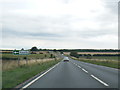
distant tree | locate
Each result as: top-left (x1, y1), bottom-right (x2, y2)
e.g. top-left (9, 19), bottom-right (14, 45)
top-left (86, 54), bottom-right (92, 59)
top-left (45, 54), bottom-right (47, 58)
top-left (50, 54), bottom-right (53, 58)
top-left (30, 46), bottom-right (38, 51)
top-left (21, 48), bottom-right (24, 50)
top-left (39, 48), bottom-right (42, 51)
top-left (70, 51), bottom-right (79, 58)
top-left (23, 57), bottom-right (27, 59)
top-left (53, 49), bottom-right (57, 52)
top-left (60, 51), bottom-right (63, 54)
top-left (43, 49), bottom-right (47, 51)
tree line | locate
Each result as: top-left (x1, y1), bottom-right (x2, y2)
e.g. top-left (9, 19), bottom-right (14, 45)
top-left (30, 47), bottom-right (120, 52)
top-left (70, 51), bottom-right (120, 58)
top-left (1, 46), bottom-right (120, 52)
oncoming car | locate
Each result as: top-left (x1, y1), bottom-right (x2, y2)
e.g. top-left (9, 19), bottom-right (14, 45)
top-left (63, 57), bottom-right (69, 62)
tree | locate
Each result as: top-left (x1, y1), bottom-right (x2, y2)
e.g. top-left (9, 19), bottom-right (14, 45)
top-left (70, 51), bottom-right (79, 58)
top-left (30, 46), bottom-right (38, 51)
top-left (60, 51), bottom-right (63, 54)
top-left (21, 48), bottom-right (24, 50)
top-left (86, 54), bottom-right (92, 59)
top-left (45, 54), bottom-right (47, 58)
top-left (50, 54), bottom-right (54, 58)
top-left (53, 49), bottom-right (57, 52)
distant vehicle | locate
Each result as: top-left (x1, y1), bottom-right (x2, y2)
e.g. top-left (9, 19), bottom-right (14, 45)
top-left (63, 57), bottom-right (69, 62)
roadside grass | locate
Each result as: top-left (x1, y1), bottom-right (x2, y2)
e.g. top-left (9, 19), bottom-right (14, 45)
top-left (2, 53), bottom-right (57, 70)
top-left (2, 59), bottom-right (55, 70)
top-left (87, 56), bottom-right (118, 60)
top-left (71, 57), bottom-right (120, 69)
top-left (2, 60), bottom-right (61, 88)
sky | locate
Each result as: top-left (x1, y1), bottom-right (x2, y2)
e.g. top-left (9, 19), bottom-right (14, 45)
top-left (1, 0), bottom-right (119, 49)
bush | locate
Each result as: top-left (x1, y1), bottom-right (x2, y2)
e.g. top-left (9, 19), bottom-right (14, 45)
top-left (70, 51), bottom-right (79, 58)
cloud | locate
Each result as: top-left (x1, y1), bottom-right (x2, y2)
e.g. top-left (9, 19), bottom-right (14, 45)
top-left (102, 0), bottom-right (119, 14)
top-left (1, 0), bottom-right (118, 49)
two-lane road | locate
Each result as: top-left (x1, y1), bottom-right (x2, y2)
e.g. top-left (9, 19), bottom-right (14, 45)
top-left (22, 58), bottom-right (119, 89)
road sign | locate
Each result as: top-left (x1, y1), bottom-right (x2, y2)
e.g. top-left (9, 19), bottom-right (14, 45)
top-left (13, 50), bottom-right (30, 55)
top-left (13, 50), bottom-right (19, 55)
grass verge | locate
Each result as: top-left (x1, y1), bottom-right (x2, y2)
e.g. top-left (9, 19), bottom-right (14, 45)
top-left (71, 57), bottom-right (119, 69)
top-left (2, 60), bottom-right (61, 88)
top-left (91, 56), bottom-right (118, 60)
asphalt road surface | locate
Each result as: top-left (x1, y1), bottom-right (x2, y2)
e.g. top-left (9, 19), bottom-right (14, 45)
top-left (22, 57), bottom-right (119, 88)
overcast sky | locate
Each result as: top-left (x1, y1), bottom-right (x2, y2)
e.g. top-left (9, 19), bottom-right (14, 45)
top-left (1, 0), bottom-right (119, 49)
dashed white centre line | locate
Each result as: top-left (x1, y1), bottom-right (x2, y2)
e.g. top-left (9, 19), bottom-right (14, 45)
top-left (78, 66), bottom-right (82, 68)
top-left (91, 75), bottom-right (109, 87)
top-left (82, 68), bottom-right (88, 73)
top-left (72, 62), bottom-right (109, 87)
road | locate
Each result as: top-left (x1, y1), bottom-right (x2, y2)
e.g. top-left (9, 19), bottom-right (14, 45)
top-left (22, 57), bottom-right (119, 89)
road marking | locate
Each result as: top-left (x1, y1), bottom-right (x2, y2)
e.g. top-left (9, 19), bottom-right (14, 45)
top-left (71, 61), bottom-right (109, 87)
top-left (78, 65), bottom-right (82, 68)
top-left (21, 63), bottom-right (60, 89)
top-left (72, 62), bottom-right (88, 73)
top-left (82, 68), bottom-right (88, 73)
top-left (91, 75), bottom-right (109, 87)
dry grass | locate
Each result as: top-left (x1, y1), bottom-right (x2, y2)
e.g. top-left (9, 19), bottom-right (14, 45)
top-left (63, 52), bottom-right (118, 55)
top-left (2, 53), bottom-right (58, 71)
top-left (2, 59), bottom-right (55, 71)
top-left (77, 52), bottom-right (118, 54)
top-left (71, 57), bottom-right (119, 69)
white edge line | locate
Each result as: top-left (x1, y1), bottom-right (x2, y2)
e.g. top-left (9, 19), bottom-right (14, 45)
top-left (91, 75), bottom-right (109, 87)
top-left (21, 63), bottom-right (60, 89)
top-left (82, 68), bottom-right (88, 73)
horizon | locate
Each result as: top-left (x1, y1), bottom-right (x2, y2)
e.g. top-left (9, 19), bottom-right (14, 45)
top-left (1, 48), bottom-right (119, 50)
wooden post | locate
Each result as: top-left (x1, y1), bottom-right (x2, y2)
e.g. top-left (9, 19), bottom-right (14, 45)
top-left (26, 57), bottom-right (28, 65)
top-left (18, 57), bottom-right (20, 66)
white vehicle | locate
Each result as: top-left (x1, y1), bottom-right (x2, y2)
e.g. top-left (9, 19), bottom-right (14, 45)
top-left (63, 57), bottom-right (69, 62)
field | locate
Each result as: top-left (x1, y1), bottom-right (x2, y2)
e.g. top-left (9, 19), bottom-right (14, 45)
top-left (80, 56), bottom-right (119, 60)
top-left (71, 56), bottom-right (120, 69)
top-left (2, 53), bottom-right (52, 60)
top-left (63, 52), bottom-right (118, 55)
top-left (2, 53), bottom-right (56, 70)
top-left (2, 59), bottom-right (56, 70)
